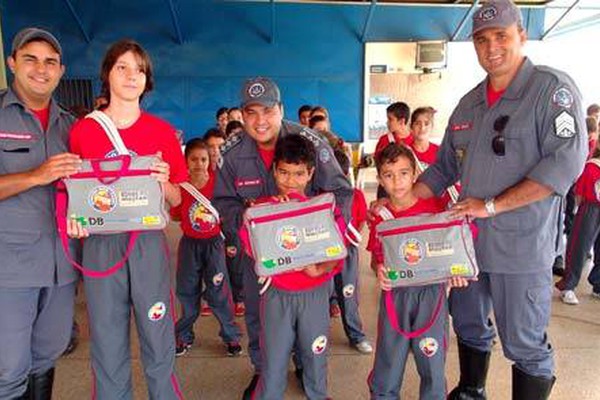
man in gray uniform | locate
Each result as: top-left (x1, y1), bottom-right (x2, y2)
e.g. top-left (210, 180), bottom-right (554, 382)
top-left (0, 28), bottom-right (82, 399)
top-left (415, 1), bottom-right (587, 399)
top-left (213, 77), bottom-right (353, 399)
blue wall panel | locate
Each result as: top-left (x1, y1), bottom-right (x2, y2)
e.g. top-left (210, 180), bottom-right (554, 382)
top-left (1, 1), bottom-right (545, 142)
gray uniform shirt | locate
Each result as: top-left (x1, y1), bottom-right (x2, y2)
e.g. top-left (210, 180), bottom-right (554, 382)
top-left (213, 120), bottom-right (353, 239)
top-left (420, 58), bottom-right (587, 274)
top-left (0, 87), bottom-right (79, 287)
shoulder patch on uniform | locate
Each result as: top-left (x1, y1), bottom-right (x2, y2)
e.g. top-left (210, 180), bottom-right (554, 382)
top-left (220, 133), bottom-right (242, 155)
top-left (554, 111), bottom-right (576, 138)
top-left (552, 87), bottom-right (574, 109)
top-left (298, 128), bottom-right (324, 148)
top-left (319, 147), bottom-right (331, 163)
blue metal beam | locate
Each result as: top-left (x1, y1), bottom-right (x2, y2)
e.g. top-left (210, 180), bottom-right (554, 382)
top-left (167, 0), bottom-right (184, 44)
top-left (451, 0), bottom-right (480, 41)
top-left (541, 0), bottom-right (580, 40)
top-left (361, 0), bottom-right (377, 43)
top-left (270, 0), bottom-right (276, 44)
top-left (62, 0), bottom-right (90, 43)
top-left (545, 12), bottom-right (600, 39)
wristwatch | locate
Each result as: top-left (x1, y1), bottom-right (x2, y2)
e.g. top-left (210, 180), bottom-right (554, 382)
top-left (484, 197), bottom-right (496, 217)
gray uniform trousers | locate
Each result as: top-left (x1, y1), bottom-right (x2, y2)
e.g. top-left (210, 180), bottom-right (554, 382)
top-left (242, 255), bottom-right (305, 374)
top-left (82, 231), bottom-right (183, 400)
top-left (557, 201), bottom-right (600, 293)
top-left (369, 284), bottom-right (448, 400)
top-left (333, 245), bottom-right (367, 344)
top-left (242, 253), bottom-right (263, 372)
top-left (449, 270), bottom-right (554, 378)
top-left (175, 235), bottom-right (241, 344)
top-left (253, 283), bottom-right (331, 400)
top-left (0, 283), bottom-right (75, 398)
top-left (225, 235), bottom-right (245, 304)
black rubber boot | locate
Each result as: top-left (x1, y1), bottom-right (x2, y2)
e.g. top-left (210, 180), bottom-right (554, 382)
top-left (30, 368), bottom-right (55, 400)
top-left (241, 374), bottom-right (260, 400)
top-left (512, 365), bottom-right (555, 400)
top-left (448, 342), bottom-right (491, 400)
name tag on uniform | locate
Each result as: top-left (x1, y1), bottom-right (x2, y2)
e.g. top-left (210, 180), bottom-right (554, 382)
top-left (0, 131), bottom-right (34, 140)
top-left (236, 177), bottom-right (263, 188)
top-left (450, 122), bottom-right (472, 132)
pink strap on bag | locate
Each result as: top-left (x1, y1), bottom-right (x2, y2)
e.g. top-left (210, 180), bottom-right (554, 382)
top-left (55, 181), bottom-right (139, 278)
top-left (89, 155), bottom-right (132, 184)
top-left (383, 284), bottom-right (445, 339)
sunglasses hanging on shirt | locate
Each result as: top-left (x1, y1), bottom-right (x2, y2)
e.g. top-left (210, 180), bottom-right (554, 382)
top-left (492, 115), bottom-right (510, 156)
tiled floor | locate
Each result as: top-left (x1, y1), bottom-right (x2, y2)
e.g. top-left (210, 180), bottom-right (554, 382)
top-left (54, 189), bottom-right (600, 399)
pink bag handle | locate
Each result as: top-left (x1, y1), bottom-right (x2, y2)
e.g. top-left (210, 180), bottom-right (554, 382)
top-left (55, 181), bottom-right (138, 278)
top-left (384, 283), bottom-right (445, 339)
top-left (89, 155), bottom-right (132, 185)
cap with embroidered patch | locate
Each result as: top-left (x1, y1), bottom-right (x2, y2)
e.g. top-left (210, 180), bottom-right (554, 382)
top-left (241, 77), bottom-right (281, 108)
top-left (472, 0), bottom-right (522, 36)
top-left (12, 27), bottom-right (62, 56)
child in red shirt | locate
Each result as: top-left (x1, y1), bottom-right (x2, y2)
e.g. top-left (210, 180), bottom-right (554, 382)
top-left (556, 139), bottom-right (600, 303)
top-left (68, 40), bottom-right (185, 400)
top-left (328, 147), bottom-right (373, 353)
top-left (409, 106), bottom-right (459, 209)
top-left (409, 106), bottom-right (439, 167)
top-left (374, 102), bottom-right (413, 157)
top-left (240, 135), bottom-right (344, 399)
top-left (367, 143), bottom-right (467, 399)
top-left (204, 128), bottom-right (245, 315)
top-left (170, 139), bottom-right (242, 356)
top-left (375, 102), bottom-right (412, 199)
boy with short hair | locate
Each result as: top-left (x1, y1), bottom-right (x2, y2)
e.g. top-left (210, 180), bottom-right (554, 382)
top-left (240, 134), bottom-right (345, 399)
top-left (330, 147), bottom-right (373, 354)
top-left (203, 128), bottom-right (227, 172)
top-left (298, 104), bottom-right (312, 126)
top-left (375, 102), bottom-right (413, 157)
top-left (374, 102), bottom-right (412, 199)
top-left (367, 143), bottom-right (467, 400)
top-left (203, 128), bottom-right (245, 316)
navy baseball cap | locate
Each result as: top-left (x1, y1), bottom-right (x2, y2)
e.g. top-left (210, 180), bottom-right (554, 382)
top-left (241, 77), bottom-right (281, 108)
top-left (12, 27), bottom-right (62, 56)
top-left (472, 0), bottom-right (522, 36)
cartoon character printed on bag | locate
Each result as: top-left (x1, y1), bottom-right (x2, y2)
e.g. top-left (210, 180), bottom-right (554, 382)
top-left (189, 202), bottom-right (218, 232)
top-left (90, 187), bottom-right (116, 213)
top-left (401, 239), bottom-right (424, 266)
top-left (277, 226), bottom-right (301, 251)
